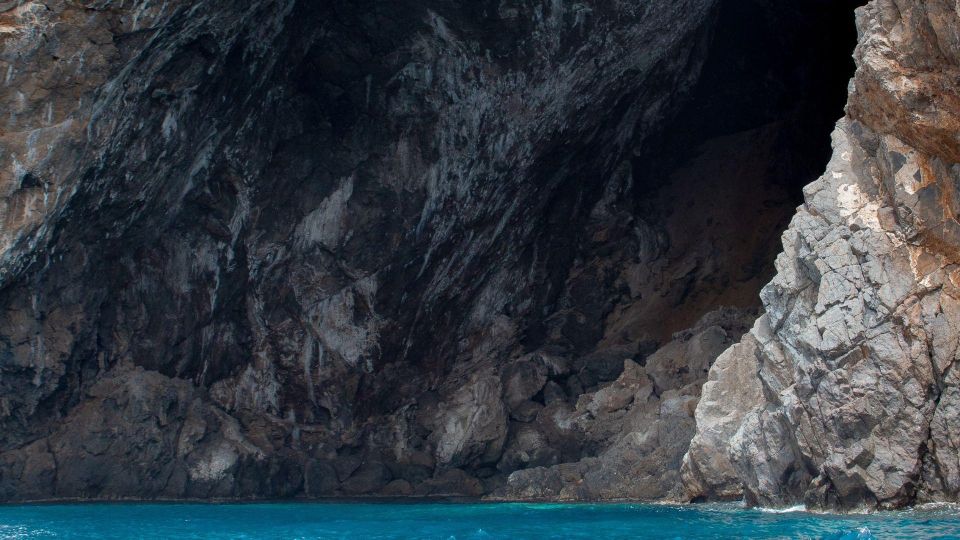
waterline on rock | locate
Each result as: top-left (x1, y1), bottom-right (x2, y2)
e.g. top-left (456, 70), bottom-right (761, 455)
top-left (0, 502), bottom-right (957, 539)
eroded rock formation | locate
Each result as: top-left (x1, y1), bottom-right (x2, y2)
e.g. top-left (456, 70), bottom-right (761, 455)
top-left (0, 0), bottom-right (953, 510)
top-left (684, 0), bottom-right (960, 510)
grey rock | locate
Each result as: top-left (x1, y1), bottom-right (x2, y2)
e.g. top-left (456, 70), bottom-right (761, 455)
top-left (646, 326), bottom-right (730, 394)
top-left (510, 401), bottom-right (543, 423)
top-left (684, 0), bottom-right (960, 510)
top-left (341, 462), bottom-right (393, 495)
top-left (496, 309), bottom-right (749, 501)
top-left (0, 0), bottom-right (936, 511)
top-left (542, 382), bottom-right (567, 406)
top-left (304, 460), bottom-right (339, 496)
top-left (381, 479), bottom-right (414, 497)
top-left (502, 359), bottom-right (548, 411)
top-left (416, 469), bottom-right (484, 497)
top-left (497, 423), bottom-right (559, 474)
top-left (432, 373), bottom-right (509, 469)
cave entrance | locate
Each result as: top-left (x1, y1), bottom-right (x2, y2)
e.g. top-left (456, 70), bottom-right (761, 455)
top-left (495, 0), bottom-right (869, 499)
top-left (614, 0), bottom-right (870, 347)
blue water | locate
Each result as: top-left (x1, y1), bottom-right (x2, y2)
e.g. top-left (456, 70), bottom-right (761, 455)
top-left (0, 502), bottom-right (958, 539)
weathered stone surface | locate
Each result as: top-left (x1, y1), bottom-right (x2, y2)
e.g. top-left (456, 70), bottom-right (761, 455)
top-left (0, 0), bottom-right (908, 507)
top-left (431, 373), bottom-right (508, 470)
top-left (1, 0), bottom-right (737, 501)
top-left (501, 357), bottom-right (549, 411)
top-left (682, 323), bottom-right (767, 501)
top-left (495, 309), bottom-right (752, 501)
top-left (684, 0), bottom-right (960, 510)
top-left (341, 462), bottom-right (392, 495)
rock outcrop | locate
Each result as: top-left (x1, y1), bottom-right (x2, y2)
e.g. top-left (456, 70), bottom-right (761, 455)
top-left (684, 0), bottom-right (960, 510)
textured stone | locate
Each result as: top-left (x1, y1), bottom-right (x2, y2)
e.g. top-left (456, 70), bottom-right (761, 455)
top-left (495, 309), bottom-right (751, 501)
top-left (0, 0), bottom-right (732, 501)
top-left (341, 462), bottom-right (393, 495)
top-left (501, 358), bottom-right (548, 411)
top-left (684, 0), bottom-right (960, 510)
top-left (432, 373), bottom-right (508, 469)
top-left (0, 0), bottom-right (911, 507)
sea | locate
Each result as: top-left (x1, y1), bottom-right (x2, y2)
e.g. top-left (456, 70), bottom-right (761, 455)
top-left (0, 501), bottom-right (958, 539)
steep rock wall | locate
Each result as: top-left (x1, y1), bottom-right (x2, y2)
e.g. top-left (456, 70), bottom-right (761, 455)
top-left (0, 0), bottom-right (942, 509)
top-left (684, 0), bottom-right (960, 510)
top-left (0, 0), bottom-right (726, 500)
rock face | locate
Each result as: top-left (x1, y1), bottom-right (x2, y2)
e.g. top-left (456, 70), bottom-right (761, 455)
top-left (684, 0), bottom-right (960, 510)
top-left (0, 0), bottom-right (738, 501)
top-left (1, 0), bottom-right (947, 510)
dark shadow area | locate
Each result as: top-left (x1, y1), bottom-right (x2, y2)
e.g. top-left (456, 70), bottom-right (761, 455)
top-left (616, 0), bottom-right (870, 343)
top-left (481, 2), bottom-right (872, 498)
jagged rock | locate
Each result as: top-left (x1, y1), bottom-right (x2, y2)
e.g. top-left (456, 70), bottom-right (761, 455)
top-left (341, 462), bottom-right (393, 495)
top-left (0, 0), bottom-right (734, 501)
top-left (381, 479), bottom-right (414, 497)
top-left (542, 382), bottom-right (567, 406)
top-left (575, 360), bottom-right (652, 416)
top-left (416, 469), bottom-right (485, 497)
top-left (682, 326), bottom-right (766, 500)
top-left (683, 0), bottom-right (960, 510)
top-left (496, 309), bottom-right (750, 501)
top-left (497, 423), bottom-right (559, 473)
top-left (509, 401), bottom-right (543, 423)
top-left (432, 373), bottom-right (508, 469)
top-left (304, 460), bottom-right (339, 496)
top-left (501, 358), bottom-right (548, 411)
top-left (645, 326), bottom-right (730, 394)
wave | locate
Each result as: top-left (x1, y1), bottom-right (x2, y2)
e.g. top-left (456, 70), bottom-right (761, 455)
top-left (757, 504), bottom-right (807, 514)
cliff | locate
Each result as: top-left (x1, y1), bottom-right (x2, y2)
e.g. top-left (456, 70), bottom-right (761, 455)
top-left (0, 0), bottom-right (955, 510)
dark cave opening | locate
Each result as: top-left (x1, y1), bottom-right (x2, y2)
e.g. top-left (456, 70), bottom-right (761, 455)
top-left (616, 0), bottom-right (869, 346)
top-left (0, 0), bottom-right (882, 503)
top-left (478, 0), bottom-right (872, 496)
top-left (311, 0), bottom-right (874, 495)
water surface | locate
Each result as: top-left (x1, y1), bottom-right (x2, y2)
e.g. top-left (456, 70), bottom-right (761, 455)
top-left (1, 501), bottom-right (958, 539)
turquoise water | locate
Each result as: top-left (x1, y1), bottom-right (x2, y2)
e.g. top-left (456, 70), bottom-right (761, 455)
top-left (0, 502), bottom-right (958, 539)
